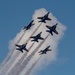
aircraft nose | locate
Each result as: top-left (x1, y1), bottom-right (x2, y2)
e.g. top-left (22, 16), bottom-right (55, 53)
top-left (48, 12), bottom-right (50, 14)
top-left (56, 23), bottom-right (58, 25)
top-left (25, 43), bottom-right (27, 45)
top-left (32, 20), bottom-right (34, 22)
top-left (47, 45), bottom-right (50, 48)
top-left (40, 32), bottom-right (42, 33)
top-left (46, 25), bottom-right (49, 28)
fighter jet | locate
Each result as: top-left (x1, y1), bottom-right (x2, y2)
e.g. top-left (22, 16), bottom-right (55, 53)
top-left (37, 12), bottom-right (51, 23)
top-left (30, 32), bottom-right (44, 42)
top-left (23, 20), bottom-right (34, 30)
top-left (46, 23), bottom-right (58, 35)
top-left (38, 46), bottom-right (51, 55)
top-left (15, 43), bottom-right (28, 53)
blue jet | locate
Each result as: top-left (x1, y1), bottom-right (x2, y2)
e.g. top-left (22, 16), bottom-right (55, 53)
top-left (37, 12), bottom-right (51, 23)
top-left (38, 46), bottom-right (51, 55)
top-left (23, 20), bottom-right (34, 30)
top-left (30, 32), bottom-right (44, 42)
top-left (46, 23), bottom-right (58, 35)
top-left (15, 43), bottom-right (28, 53)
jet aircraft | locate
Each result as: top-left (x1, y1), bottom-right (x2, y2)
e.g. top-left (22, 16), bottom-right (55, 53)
top-left (15, 43), bottom-right (28, 53)
top-left (46, 23), bottom-right (58, 35)
top-left (30, 32), bottom-right (44, 42)
top-left (37, 12), bottom-right (51, 23)
top-left (23, 20), bottom-right (34, 30)
top-left (38, 46), bottom-right (51, 55)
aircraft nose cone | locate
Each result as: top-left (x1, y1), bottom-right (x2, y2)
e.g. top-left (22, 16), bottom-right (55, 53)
top-left (46, 25), bottom-right (49, 28)
top-left (56, 23), bottom-right (58, 25)
top-left (48, 12), bottom-right (50, 14)
top-left (48, 46), bottom-right (50, 47)
top-left (32, 20), bottom-right (34, 22)
top-left (40, 32), bottom-right (42, 33)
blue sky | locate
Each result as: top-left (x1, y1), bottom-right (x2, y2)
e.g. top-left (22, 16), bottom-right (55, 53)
top-left (0, 0), bottom-right (75, 75)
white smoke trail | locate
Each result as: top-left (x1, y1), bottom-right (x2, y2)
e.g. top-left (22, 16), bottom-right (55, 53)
top-left (13, 34), bottom-right (49, 75)
top-left (0, 30), bottom-right (25, 74)
top-left (5, 22), bottom-right (43, 75)
top-left (25, 56), bottom-right (42, 75)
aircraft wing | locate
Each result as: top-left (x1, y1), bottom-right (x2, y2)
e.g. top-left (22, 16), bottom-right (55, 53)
top-left (46, 17), bottom-right (51, 20)
top-left (37, 17), bottom-right (43, 19)
top-left (24, 48), bottom-right (29, 52)
top-left (20, 50), bottom-right (23, 53)
top-left (30, 36), bottom-right (36, 38)
top-left (23, 26), bottom-right (27, 29)
top-left (46, 25), bottom-right (51, 29)
top-left (39, 37), bottom-right (44, 40)
top-left (54, 30), bottom-right (58, 34)
top-left (15, 44), bottom-right (21, 47)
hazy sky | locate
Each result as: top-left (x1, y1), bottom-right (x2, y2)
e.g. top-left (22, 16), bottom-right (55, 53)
top-left (0, 0), bottom-right (75, 75)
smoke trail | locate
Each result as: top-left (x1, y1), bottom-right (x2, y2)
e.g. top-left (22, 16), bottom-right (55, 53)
top-left (1, 18), bottom-right (43, 75)
top-left (2, 8), bottom-right (42, 74)
top-left (6, 30), bottom-right (26, 62)
top-left (7, 34), bottom-right (49, 75)
top-left (5, 21), bottom-right (43, 75)
top-left (6, 42), bottom-right (35, 75)
top-left (25, 56), bottom-right (42, 75)
top-left (14, 34), bottom-right (49, 75)
top-left (0, 30), bottom-right (26, 74)
top-left (5, 22), bottom-right (43, 75)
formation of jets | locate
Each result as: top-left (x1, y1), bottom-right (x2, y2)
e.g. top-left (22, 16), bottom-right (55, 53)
top-left (15, 12), bottom-right (59, 54)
